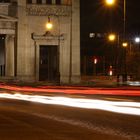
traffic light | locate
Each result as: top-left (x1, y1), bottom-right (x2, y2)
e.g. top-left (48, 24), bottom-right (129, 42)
top-left (109, 65), bottom-right (113, 76)
top-left (94, 58), bottom-right (98, 64)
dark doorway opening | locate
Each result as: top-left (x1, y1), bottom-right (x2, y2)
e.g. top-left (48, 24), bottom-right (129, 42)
top-left (39, 45), bottom-right (59, 82)
top-left (0, 34), bottom-right (5, 76)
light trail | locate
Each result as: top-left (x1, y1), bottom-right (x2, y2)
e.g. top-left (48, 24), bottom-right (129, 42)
top-left (0, 93), bottom-right (140, 116)
top-left (0, 84), bottom-right (140, 96)
top-left (127, 81), bottom-right (140, 86)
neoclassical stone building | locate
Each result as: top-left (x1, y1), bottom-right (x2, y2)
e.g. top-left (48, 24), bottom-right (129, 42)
top-left (0, 0), bottom-right (80, 83)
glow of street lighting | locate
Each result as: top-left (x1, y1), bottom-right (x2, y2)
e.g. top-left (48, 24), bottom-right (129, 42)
top-left (108, 34), bottom-right (116, 41)
top-left (94, 58), bottom-right (98, 64)
top-left (46, 22), bottom-right (53, 30)
top-left (135, 37), bottom-right (140, 43)
top-left (46, 17), bottom-right (53, 30)
top-left (122, 42), bottom-right (128, 47)
top-left (105, 0), bottom-right (115, 6)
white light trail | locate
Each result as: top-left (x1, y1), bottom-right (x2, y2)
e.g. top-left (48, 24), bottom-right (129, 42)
top-left (127, 81), bottom-right (140, 86)
top-left (0, 93), bottom-right (140, 116)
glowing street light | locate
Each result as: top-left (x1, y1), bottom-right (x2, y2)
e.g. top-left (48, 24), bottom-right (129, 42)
top-left (122, 42), bottom-right (128, 47)
top-left (105, 0), bottom-right (116, 6)
top-left (108, 33), bottom-right (116, 42)
top-left (135, 37), bottom-right (140, 43)
top-left (46, 16), bottom-right (53, 30)
top-left (94, 58), bottom-right (98, 64)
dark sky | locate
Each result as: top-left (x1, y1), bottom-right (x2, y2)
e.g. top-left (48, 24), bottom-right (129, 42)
top-left (80, 0), bottom-right (140, 38)
top-left (80, 0), bottom-right (140, 66)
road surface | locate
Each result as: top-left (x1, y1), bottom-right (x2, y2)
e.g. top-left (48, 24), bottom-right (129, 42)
top-left (0, 92), bottom-right (140, 140)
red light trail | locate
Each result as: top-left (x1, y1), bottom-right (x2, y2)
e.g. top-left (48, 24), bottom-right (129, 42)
top-left (0, 84), bottom-right (139, 96)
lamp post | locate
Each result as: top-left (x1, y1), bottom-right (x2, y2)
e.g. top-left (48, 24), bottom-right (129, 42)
top-left (105, 0), bottom-right (128, 81)
top-left (108, 33), bottom-right (116, 42)
top-left (122, 41), bottom-right (128, 80)
top-left (105, 0), bottom-right (126, 34)
top-left (123, 0), bottom-right (126, 39)
top-left (121, 0), bottom-right (128, 81)
top-left (108, 33), bottom-right (119, 75)
top-left (105, 0), bottom-right (126, 38)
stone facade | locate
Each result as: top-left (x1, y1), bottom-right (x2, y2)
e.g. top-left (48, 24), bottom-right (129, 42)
top-left (0, 0), bottom-right (80, 83)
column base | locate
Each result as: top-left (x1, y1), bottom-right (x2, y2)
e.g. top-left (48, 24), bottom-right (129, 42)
top-left (60, 75), bottom-right (81, 84)
top-left (16, 75), bottom-right (35, 82)
top-left (71, 75), bottom-right (81, 84)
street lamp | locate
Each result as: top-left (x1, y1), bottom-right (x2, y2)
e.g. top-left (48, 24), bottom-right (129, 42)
top-left (108, 33), bottom-right (116, 42)
top-left (122, 42), bottom-right (128, 48)
top-left (135, 37), bottom-right (140, 43)
top-left (105, 0), bottom-right (116, 6)
top-left (123, 0), bottom-right (126, 39)
top-left (105, 0), bottom-right (128, 81)
top-left (122, 0), bottom-right (128, 83)
top-left (105, 0), bottom-right (126, 37)
top-left (46, 16), bottom-right (53, 31)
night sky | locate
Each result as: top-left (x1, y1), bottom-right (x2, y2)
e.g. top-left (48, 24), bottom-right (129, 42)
top-left (80, 0), bottom-right (140, 39)
top-left (80, 0), bottom-right (140, 75)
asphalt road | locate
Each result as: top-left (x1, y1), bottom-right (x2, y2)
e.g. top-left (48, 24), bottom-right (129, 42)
top-left (0, 94), bottom-right (140, 140)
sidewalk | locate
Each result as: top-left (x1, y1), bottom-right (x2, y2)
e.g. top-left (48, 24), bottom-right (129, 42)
top-left (0, 78), bottom-right (140, 89)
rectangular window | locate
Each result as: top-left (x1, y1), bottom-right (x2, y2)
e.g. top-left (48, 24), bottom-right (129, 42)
top-left (37, 0), bottom-right (42, 4)
top-left (56, 0), bottom-right (61, 5)
top-left (46, 0), bottom-right (52, 4)
top-left (27, 0), bottom-right (32, 4)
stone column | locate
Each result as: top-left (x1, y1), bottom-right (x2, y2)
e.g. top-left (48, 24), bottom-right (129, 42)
top-left (61, 0), bottom-right (65, 5)
top-left (17, 0), bottom-right (29, 80)
top-left (59, 0), bottom-right (80, 84)
top-left (32, 0), bottom-right (37, 4)
top-left (52, 0), bottom-right (56, 4)
top-left (5, 35), bottom-right (15, 77)
top-left (59, 16), bottom-right (71, 83)
top-left (71, 0), bottom-right (80, 83)
top-left (42, 0), bottom-right (46, 4)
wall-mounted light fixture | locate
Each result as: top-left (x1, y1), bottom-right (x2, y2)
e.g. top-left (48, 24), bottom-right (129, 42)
top-left (46, 16), bottom-right (53, 30)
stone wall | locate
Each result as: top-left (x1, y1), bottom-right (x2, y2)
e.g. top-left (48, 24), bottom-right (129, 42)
top-left (14, 0), bottom-right (80, 83)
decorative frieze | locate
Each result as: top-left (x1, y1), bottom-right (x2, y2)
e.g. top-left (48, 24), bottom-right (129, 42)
top-left (26, 5), bottom-right (71, 16)
top-left (0, 29), bottom-right (15, 34)
top-left (31, 32), bottom-right (65, 40)
top-left (0, 21), bottom-right (15, 29)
